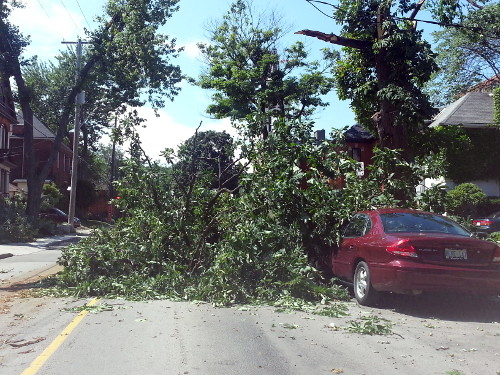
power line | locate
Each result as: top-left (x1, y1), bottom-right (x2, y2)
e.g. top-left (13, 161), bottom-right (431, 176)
top-left (304, 0), bottom-right (494, 34)
top-left (74, 0), bottom-right (93, 32)
top-left (59, 0), bottom-right (84, 36)
top-left (305, 0), bottom-right (336, 20)
top-left (36, 0), bottom-right (66, 40)
top-left (36, 0), bottom-right (53, 21)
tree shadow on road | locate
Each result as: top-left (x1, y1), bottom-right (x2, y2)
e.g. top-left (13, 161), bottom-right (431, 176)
top-left (0, 275), bottom-right (58, 295)
top-left (373, 293), bottom-right (500, 323)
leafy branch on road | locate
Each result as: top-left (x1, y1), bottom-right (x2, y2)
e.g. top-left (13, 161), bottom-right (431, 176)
top-left (346, 315), bottom-right (393, 335)
top-left (49, 0), bottom-right (448, 307)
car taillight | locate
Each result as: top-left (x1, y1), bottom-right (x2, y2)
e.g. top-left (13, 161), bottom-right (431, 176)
top-left (386, 239), bottom-right (418, 258)
top-left (493, 246), bottom-right (500, 263)
top-left (473, 220), bottom-right (493, 226)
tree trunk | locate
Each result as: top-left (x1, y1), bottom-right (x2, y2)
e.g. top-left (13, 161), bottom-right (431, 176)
top-left (373, 3), bottom-right (411, 161)
top-left (11, 62), bottom-right (44, 219)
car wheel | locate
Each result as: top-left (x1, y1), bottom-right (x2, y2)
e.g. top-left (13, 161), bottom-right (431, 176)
top-left (353, 261), bottom-right (379, 306)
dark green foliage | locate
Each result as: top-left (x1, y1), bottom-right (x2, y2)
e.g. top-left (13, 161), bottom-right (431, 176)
top-left (197, 0), bottom-right (338, 138)
top-left (75, 179), bottom-right (97, 213)
top-left (481, 198), bottom-right (500, 217)
top-left (1, 0), bottom-right (183, 220)
top-left (427, 3), bottom-right (500, 106)
top-left (415, 183), bottom-right (449, 214)
top-left (56, 121), bottom-right (446, 303)
top-left (0, 196), bottom-right (34, 243)
top-left (494, 87), bottom-right (500, 126)
top-left (429, 126), bottom-right (500, 183)
top-left (175, 130), bottom-right (239, 191)
top-left (41, 182), bottom-right (63, 210)
top-left (446, 183), bottom-right (488, 217)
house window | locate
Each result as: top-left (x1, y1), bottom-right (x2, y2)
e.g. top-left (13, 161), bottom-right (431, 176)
top-left (351, 147), bottom-right (361, 161)
top-left (0, 124), bottom-right (5, 149)
top-left (0, 169), bottom-right (7, 196)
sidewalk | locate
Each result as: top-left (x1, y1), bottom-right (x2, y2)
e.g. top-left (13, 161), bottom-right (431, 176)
top-left (0, 227), bottom-right (91, 259)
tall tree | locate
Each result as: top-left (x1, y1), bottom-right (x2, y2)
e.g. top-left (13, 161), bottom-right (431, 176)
top-left (426, 3), bottom-right (500, 105)
top-left (176, 130), bottom-right (239, 191)
top-left (296, 0), bottom-right (491, 160)
top-left (0, 0), bottom-right (182, 219)
top-left (198, 0), bottom-right (339, 140)
top-left (23, 50), bottom-right (134, 180)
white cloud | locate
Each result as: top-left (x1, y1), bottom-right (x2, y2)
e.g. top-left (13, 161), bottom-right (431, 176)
top-left (182, 41), bottom-right (203, 59)
top-left (119, 107), bottom-right (193, 160)
top-left (109, 107), bottom-right (236, 161)
top-left (201, 117), bottom-right (237, 137)
top-left (10, 1), bottom-right (86, 60)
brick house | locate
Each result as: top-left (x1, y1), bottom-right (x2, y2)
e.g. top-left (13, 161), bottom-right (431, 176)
top-left (309, 125), bottom-right (377, 189)
top-left (9, 115), bottom-right (73, 194)
top-left (343, 124), bottom-right (377, 177)
top-left (314, 124), bottom-right (377, 173)
top-left (0, 79), bottom-right (16, 197)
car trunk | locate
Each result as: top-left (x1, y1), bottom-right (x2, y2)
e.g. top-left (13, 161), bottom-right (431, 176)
top-left (405, 234), bottom-right (497, 267)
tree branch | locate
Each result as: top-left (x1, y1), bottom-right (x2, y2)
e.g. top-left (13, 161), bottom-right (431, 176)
top-left (295, 30), bottom-right (372, 50)
top-left (409, 0), bottom-right (426, 30)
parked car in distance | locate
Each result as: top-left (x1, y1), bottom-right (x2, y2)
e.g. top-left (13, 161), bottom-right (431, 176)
top-left (472, 211), bottom-right (500, 234)
top-left (330, 209), bottom-right (500, 306)
top-left (39, 207), bottom-right (81, 228)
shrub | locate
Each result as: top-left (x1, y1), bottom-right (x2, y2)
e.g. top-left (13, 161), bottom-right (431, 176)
top-left (41, 182), bottom-right (63, 210)
top-left (489, 232), bottom-right (500, 243)
top-left (0, 196), bottom-right (34, 244)
top-left (479, 198), bottom-right (500, 217)
top-left (446, 183), bottom-right (488, 217)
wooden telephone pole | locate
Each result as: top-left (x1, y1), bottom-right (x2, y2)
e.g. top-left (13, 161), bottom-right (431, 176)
top-left (63, 38), bottom-right (89, 226)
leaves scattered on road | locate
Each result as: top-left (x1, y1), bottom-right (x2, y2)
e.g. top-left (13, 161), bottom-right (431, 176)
top-left (7, 337), bottom-right (45, 348)
top-left (346, 315), bottom-right (393, 335)
top-left (63, 302), bottom-right (114, 314)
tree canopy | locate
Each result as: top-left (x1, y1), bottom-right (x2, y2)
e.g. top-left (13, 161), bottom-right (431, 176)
top-left (427, 3), bottom-right (500, 105)
top-left (0, 0), bottom-right (183, 218)
top-left (198, 0), bottom-right (339, 139)
top-left (297, 0), bottom-right (493, 161)
top-left (176, 130), bottom-right (239, 191)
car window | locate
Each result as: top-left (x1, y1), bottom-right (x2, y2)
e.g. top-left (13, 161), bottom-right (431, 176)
top-left (381, 213), bottom-right (470, 236)
top-left (343, 214), bottom-right (371, 238)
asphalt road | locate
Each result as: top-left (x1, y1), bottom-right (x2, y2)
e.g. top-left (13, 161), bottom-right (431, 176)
top-left (0, 236), bottom-right (499, 375)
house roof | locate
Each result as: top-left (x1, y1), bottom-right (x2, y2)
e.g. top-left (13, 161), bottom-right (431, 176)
top-left (13, 114), bottom-right (72, 154)
top-left (467, 75), bottom-right (500, 92)
top-left (344, 124), bottom-right (377, 143)
top-left (429, 92), bottom-right (494, 128)
top-left (15, 114), bottom-right (56, 139)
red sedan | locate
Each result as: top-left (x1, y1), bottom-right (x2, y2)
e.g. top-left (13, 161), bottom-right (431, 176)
top-left (331, 209), bottom-right (500, 306)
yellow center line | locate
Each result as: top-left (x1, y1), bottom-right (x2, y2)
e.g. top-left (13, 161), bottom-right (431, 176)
top-left (21, 298), bottom-right (100, 375)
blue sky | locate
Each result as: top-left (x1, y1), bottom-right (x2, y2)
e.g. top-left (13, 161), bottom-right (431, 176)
top-left (10, 0), bottom-right (361, 158)
top-left (11, 1), bottom-right (359, 158)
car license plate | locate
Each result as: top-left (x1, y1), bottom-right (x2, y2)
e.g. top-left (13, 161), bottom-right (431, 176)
top-left (445, 248), bottom-right (467, 260)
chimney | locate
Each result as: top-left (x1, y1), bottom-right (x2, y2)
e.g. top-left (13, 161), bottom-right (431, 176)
top-left (314, 129), bottom-right (325, 141)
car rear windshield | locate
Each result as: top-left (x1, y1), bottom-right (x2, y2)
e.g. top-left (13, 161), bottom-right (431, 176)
top-left (380, 213), bottom-right (471, 236)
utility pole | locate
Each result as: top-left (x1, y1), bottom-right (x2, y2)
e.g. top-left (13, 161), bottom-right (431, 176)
top-left (63, 38), bottom-right (89, 226)
top-left (110, 115), bottom-right (117, 200)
